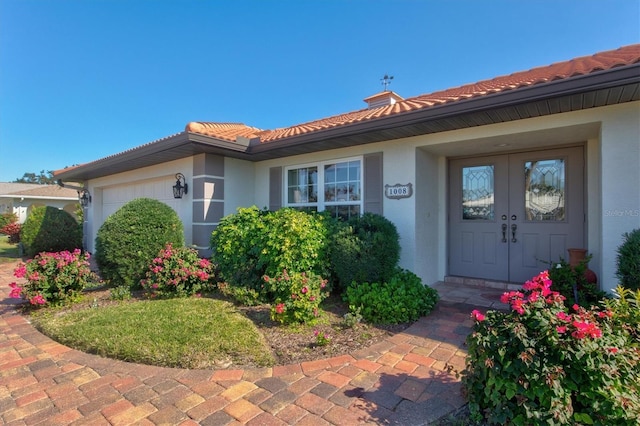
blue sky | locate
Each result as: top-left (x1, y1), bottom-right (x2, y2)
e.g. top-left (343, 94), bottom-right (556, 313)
top-left (1, 0), bottom-right (639, 183)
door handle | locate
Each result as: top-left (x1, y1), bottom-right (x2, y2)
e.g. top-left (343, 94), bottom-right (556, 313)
top-left (501, 223), bottom-right (507, 243)
top-left (511, 224), bottom-right (517, 243)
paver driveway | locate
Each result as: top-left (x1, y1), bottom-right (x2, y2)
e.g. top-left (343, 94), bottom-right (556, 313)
top-left (0, 261), bottom-right (506, 425)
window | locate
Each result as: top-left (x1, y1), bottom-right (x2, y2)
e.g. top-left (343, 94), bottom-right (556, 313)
top-left (286, 158), bottom-right (362, 219)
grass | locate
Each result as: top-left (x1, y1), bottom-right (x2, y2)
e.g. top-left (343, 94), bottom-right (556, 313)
top-left (0, 235), bottom-right (20, 263)
top-left (31, 297), bottom-right (275, 369)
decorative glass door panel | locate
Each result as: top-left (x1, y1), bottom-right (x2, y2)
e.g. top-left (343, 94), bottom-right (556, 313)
top-left (449, 147), bottom-right (584, 283)
top-left (525, 159), bottom-right (565, 221)
top-left (462, 165), bottom-right (495, 221)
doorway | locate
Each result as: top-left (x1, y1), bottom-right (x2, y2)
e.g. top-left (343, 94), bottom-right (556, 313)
top-left (448, 147), bottom-right (585, 283)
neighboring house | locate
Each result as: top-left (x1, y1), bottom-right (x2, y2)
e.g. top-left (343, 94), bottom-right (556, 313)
top-left (0, 183), bottom-right (79, 223)
top-left (54, 44), bottom-right (640, 293)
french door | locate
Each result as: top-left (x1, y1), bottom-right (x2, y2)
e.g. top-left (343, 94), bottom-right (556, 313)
top-left (448, 147), bottom-right (584, 283)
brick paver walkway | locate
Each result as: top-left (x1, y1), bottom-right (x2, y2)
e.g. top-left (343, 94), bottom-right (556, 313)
top-left (0, 261), bottom-right (491, 425)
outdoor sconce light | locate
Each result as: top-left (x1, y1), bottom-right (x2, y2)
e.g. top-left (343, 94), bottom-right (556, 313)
top-left (78, 189), bottom-right (92, 207)
top-left (173, 173), bottom-right (188, 199)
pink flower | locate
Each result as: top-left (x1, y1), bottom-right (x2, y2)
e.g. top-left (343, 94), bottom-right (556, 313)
top-left (29, 294), bottom-right (46, 305)
top-left (8, 282), bottom-right (22, 298)
top-left (556, 312), bottom-right (571, 322)
top-left (13, 264), bottom-right (27, 278)
top-left (275, 303), bottom-right (285, 314)
top-left (309, 296), bottom-right (316, 301)
top-left (608, 347), bottom-right (619, 354)
top-left (500, 292), bottom-right (511, 304)
top-left (301, 286), bottom-right (308, 294)
top-left (556, 326), bottom-right (567, 334)
top-left (471, 309), bottom-right (485, 322)
top-left (511, 299), bottom-right (525, 315)
top-left (571, 321), bottom-right (601, 339)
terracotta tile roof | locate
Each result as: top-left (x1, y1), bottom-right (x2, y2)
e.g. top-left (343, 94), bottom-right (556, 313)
top-left (186, 44), bottom-right (640, 144)
top-left (184, 122), bottom-right (262, 142)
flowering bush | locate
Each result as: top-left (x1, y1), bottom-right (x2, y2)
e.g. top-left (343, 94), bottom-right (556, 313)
top-left (267, 270), bottom-right (329, 324)
top-left (0, 222), bottom-right (21, 244)
top-left (9, 249), bottom-right (93, 306)
top-left (140, 244), bottom-right (216, 298)
top-left (463, 271), bottom-right (640, 425)
top-left (314, 329), bottom-right (331, 346)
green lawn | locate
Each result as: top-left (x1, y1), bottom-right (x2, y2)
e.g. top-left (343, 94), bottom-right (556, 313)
top-left (31, 297), bottom-right (275, 369)
top-left (0, 235), bottom-right (20, 263)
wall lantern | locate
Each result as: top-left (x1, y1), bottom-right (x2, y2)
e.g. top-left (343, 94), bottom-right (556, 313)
top-left (173, 173), bottom-right (188, 199)
top-left (78, 189), bottom-right (92, 207)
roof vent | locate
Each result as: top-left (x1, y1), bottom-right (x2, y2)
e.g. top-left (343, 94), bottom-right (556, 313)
top-left (363, 91), bottom-right (404, 109)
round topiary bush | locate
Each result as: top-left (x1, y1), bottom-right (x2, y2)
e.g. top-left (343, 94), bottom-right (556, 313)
top-left (20, 206), bottom-right (82, 258)
top-left (95, 198), bottom-right (184, 288)
top-left (616, 228), bottom-right (640, 290)
top-left (330, 212), bottom-right (400, 291)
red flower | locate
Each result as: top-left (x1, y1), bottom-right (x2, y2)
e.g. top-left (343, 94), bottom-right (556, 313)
top-left (471, 309), bottom-right (485, 322)
top-left (608, 347), bottom-right (619, 354)
top-left (275, 303), bottom-right (285, 314)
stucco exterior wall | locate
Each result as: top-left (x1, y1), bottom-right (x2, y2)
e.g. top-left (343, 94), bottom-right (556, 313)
top-left (251, 101), bottom-right (639, 291)
top-left (599, 103), bottom-right (640, 289)
top-left (80, 101), bottom-right (638, 293)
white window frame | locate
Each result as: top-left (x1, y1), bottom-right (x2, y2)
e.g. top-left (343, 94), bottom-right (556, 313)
top-left (284, 156), bottom-right (363, 215)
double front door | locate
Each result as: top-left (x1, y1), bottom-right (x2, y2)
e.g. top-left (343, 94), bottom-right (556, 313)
top-left (449, 147), bottom-right (584, 284)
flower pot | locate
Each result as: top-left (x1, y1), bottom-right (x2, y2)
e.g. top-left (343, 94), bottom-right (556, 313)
top-left (567, 248), bottom-right (597, 284)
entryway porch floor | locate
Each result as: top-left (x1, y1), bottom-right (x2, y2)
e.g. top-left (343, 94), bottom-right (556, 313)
top-left (432, 278), bottom-right (520, 311)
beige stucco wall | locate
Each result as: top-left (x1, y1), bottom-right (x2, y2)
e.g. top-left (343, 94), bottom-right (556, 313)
top-left (81, 101), bottom-right (638, 293)
top-left (252, 101), bottom-right (639, 292)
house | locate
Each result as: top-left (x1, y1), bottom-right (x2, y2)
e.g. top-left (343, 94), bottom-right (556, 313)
top-left (54, 44), bottom-right (640, 293)
top-left (0, 183), bottom-right (80, 223)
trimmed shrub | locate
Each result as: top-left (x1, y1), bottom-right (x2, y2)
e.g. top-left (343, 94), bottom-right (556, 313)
top-left (95, 198), bottom-right (184, 288)
top-left (330, 213), bottom-right (400, 291)
top-left (344, 269), bottom-right (439, 324)
top-left (20, 206), bottom-right (82, 258)
top-left (210, 206), bottom-right (330, 302)
top-left (9, 249), bottom-right (94, 306)
top-left (616, 228), bottom-right (640, 290)
top-left (141, 244), bottom-right (216, 298)
top-left (463, 272), bottom-right (640, 425)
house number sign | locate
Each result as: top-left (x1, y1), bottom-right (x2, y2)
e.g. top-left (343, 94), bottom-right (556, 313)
top-left (385, 183), bottom-right (413, 200)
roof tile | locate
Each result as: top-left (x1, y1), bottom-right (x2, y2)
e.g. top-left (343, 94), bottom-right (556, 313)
top-left (187, 44), bottom-right (639, 145)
